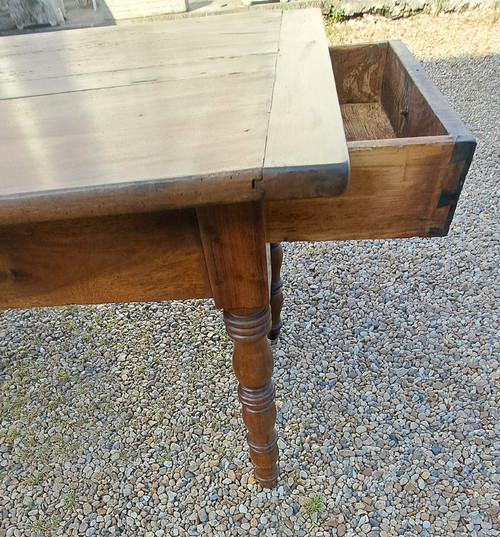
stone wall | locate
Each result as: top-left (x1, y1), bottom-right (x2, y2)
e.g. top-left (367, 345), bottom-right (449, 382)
top-left (322, 0), bottom-right (496, 17)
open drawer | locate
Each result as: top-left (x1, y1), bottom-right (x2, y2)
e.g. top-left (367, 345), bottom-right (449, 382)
top-left (266, 40), bottom-right (476, 242)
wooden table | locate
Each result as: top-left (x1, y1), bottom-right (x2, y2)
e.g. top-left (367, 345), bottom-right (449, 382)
top-left (0, 9), bottom-right (349, 487)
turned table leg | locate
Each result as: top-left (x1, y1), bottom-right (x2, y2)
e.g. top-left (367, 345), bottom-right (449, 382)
top-left (224, 307), bottom-right (279, 487)
top-left (197, 202), bottom-right (279, 487)
top-left (268, 242), bottom-right (283, 340)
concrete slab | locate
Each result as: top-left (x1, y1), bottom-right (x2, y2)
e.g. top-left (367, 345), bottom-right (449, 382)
top-left (101, 0), bottom-right (188, 20)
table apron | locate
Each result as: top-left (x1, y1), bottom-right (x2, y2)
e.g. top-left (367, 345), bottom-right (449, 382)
top-left (0, 209), bottom-right (211, 310)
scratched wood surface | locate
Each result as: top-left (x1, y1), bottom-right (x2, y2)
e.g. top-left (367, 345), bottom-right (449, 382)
top-left (0, 12), bottom-right (279, 224)
top-left (0, 9), bottom-right (349, 225)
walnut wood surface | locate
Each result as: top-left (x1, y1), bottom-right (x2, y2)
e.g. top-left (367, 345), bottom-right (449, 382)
top-left (0, 9), bottom-right (348, 226)
top-left (198, 201), bottom-right (278, 487)
top-left (329, 42), bottom-right (387, 104)
top-left (381, 43), bottom-right (446, 138)
top-left (197, 202), bottom-right (269, 311)
top-left (0, 210), bottom-right (211, 309)
top-left (266, 139), bottom-right (456, 241)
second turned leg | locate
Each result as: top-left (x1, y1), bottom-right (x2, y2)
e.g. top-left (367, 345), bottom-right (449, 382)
top-left (268, 242), bottom-right (283, 340)
top-left (224, 307), bottom-right (279, 487)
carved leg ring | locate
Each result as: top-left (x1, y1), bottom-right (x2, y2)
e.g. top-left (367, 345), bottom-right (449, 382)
top-left (224, 307), bottom-right (279, 487)
top-left (268, 243), bottom-right (283, 340)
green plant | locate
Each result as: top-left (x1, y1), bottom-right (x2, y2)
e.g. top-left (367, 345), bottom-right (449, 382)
top-left (28, 520), bottom-right (46, 534)
top-left (159, 449), bottom-right (172, 463)
top-left (304, 495), bottom-right (323, 513)
top-left (49, 395), bottom-right (63, 409)
top-left (306, 245), bottom-right (322, 256)
top-left (64, 490), bottom-right (76, 510)
top-left (23, 473), bottom-right (41, 487)
top-left (56, 369), bottom-right (69, 382)
top-left (326, 6), bottom-right (346, 23)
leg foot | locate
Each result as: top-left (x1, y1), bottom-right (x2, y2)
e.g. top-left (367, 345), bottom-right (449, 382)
top-left (224, 307), bottom-right (279, 487)
top-left (268, 243), bottom-right (283, 341)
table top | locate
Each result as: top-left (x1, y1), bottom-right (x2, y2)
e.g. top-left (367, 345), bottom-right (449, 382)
top-left (0, 9), bottom-right (348, 225)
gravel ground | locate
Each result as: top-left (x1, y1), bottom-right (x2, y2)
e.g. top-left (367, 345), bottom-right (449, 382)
top-left (1, 10), bottom-right (499, 537)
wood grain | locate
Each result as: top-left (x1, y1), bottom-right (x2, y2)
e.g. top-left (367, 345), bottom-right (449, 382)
top-left (0, 66), bottom-right (272, 219)
top-left (329, 42), bottom-right (387, 104)
top-left (285, 40), bottom-right (474, 241)
top-left (261, 9), bottom-right (349, 201)
top-left (0, 12), bottom-right (281, 224)
top-left (0, 210), bottom-right (211, 309)
top-left (0, 9), bottom-right (349, 225)
top-left (197, 202), bottom-right (269, 311)
top-left (0, 12), bottom-right (279, 84)
top-left (224, 307), bottom-right (279, 487)
top-left (340, 102), bottom-right (395, 141)
top-left (266, 138), bottom-right (458, 241)
top-left (381, 42), bottom-right (446, 138)
top-left (0, 13), bottom-right (281, 99)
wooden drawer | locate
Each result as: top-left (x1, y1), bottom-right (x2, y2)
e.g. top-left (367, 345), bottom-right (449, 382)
top-left (266, 40), bottom-right (476, 242)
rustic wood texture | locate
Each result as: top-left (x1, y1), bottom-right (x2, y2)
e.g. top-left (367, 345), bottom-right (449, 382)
top-left (266, 139), bottom-right (455, 241)
top-left (329, 42), bottom-right (387, 104)
top-left (224, 307), bottom-right (279, 488)
top-left (198, 201), bottom-right (277, 487)
top-left (266, 41), bottom-right (475, 241)
top-left (197, 202), bottom-right (269, 311)
top-left (261, 9), bottom-right (349, 201)
top-left (340, 103), bottom-right (395, 141)
top-left (0, 14), bottom-right (280, 99)
top-left (268, 243), bottom-right (283, 341)
top-left (381, 43), bottom-right (446, 138)
top-left (0, 210), bottom-right (211, 309)
top-left (0, 11), bottom-right (280, 224)
top-left (0, 9), bottom-right (349, 226)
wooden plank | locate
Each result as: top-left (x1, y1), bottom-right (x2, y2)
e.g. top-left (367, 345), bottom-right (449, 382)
top-left (261, 9), bottom-right (349, 201)
top-left (387, 41), bottom-right (474, 141)
top-left (381, 41), bottom-right (476, 235)
top-left (0, 13), bottom-right (281, 98)
top-left (329, 42), bottom-right (387, 104)
top-left (0, 12), bottom-right (283, 224)
top-left (340, 102), bottom-right (395, 141)
top-left (265, 138), bottom-right (458, 242)
top-left (381, 42), bottom-right (446, 138)
top-left (0, 68), bottom-right (272, 224)
top-left (0, 210), bottom-right (211, 309)
top-left (197, 202), bottom-right (269, 310)
top-left (0, 52), bottom-right (278, 100)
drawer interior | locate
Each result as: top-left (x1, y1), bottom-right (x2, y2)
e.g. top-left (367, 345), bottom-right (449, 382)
top-left (329, 42), bottom-right (448, 141)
